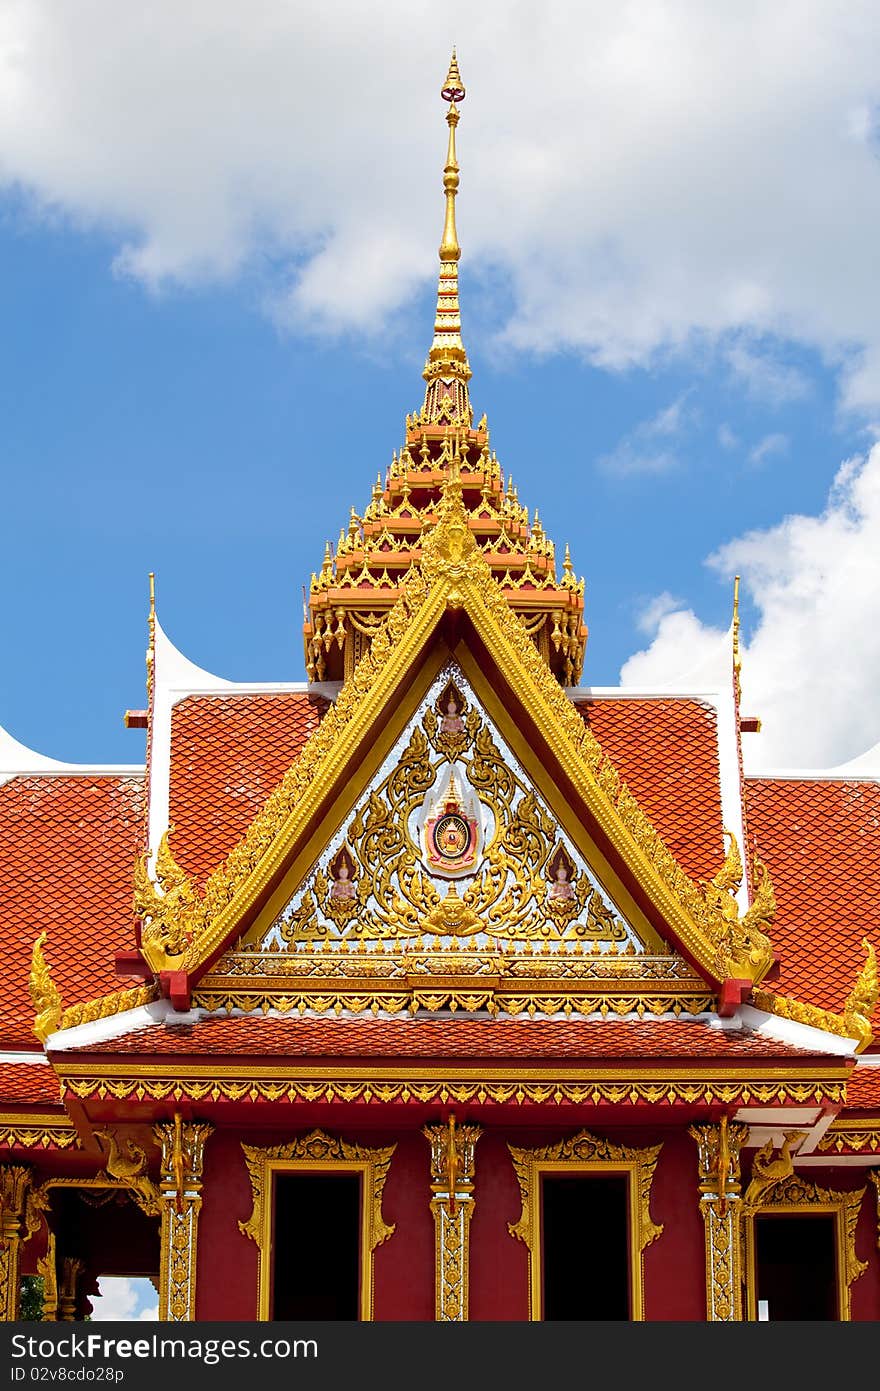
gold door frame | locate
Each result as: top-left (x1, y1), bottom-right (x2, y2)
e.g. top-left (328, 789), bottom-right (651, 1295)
top-left (239, 1130), bottom-right (396, 1321)
top-left (744, 1174), bottom-right (867, 1321)
top-left (508, 1130), bottom-right (663, 1321)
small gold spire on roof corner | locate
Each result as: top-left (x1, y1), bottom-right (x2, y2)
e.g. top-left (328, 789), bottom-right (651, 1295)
top-left (732, 574), bottom-right (742, 701)
top-left (146, 571), bottom-right (156, 697)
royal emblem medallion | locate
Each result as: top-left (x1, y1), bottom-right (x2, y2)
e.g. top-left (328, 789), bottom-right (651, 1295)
top-left (423, 769), bottom-right (480, 874)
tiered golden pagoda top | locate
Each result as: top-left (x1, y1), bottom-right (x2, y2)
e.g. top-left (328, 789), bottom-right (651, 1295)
top-left (303, 53), bottom-right (587, 687)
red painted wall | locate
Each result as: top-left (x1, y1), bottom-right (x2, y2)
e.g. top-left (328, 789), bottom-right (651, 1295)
top-left (196, 1129), bottom-right (260, 1319)
top-left (642, 1129), bottom-right (706, 1321)
top-left (372, 1130), bottom-right (435, 1321)
top-left (469, 1129), bottom-right (530, 1321)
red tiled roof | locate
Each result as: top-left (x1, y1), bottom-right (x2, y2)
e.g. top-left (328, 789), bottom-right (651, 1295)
top-left (72, 1014), bottom-right (831, 1061)
top-left (169, 692), bottom-right (328, 886)
top-left (578, 699), bottom-right (724, 882)
top-left (0, 775), bottom-right (144, 1048)
top-left (745, 778), bottom-right (880, 1023)
top-left (0, 1061), bottom-right (62, 1105)
top-left (843, 1066), bottom-right (880, 1108)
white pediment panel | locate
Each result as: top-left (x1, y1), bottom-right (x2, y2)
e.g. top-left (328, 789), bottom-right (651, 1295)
top-left (256, 661), bottom-right (659, 959)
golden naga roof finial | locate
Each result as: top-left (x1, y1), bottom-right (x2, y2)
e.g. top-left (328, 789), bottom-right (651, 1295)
top-left (30, 930), bottom-right (62, 1044)
top-left (422, 50), bottom-right (473, 428)
top-left (843, 938), bottom-right (878, 1052)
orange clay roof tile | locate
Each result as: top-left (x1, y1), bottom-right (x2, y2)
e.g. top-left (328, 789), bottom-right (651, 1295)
top-left (577, 698), bottom-right (725, 882)
top-left (168, 692), bottom-right (327, 886)
top-left (71, 1014), bottom-right (831, 1060)
top-left (0, 1061), bottom-right (62, 1105)
top-left (745, 778), bottom-right (880, 1025)
top-left (0, 775), bottom-right (145, 1048)
top-left (844, 1067), bottom-right (880, 1108)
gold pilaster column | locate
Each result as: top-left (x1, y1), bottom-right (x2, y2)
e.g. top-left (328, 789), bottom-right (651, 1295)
top-left (689, 1118), bottom-right (748, 1322)
top-left (58, 1257), bottom-right (84, 1322)
top-left (37, 1230), bottom-right (58, 1321)
top-left (424, 1117), bottom-right (482, 1321)
top-left (154, 1116), bottom-right (212, 1322)
top-left (0, 1165), bottom-right (43, 1322)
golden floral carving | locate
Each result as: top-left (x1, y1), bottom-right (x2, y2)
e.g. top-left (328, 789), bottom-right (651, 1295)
top-left (0, 1119), bottom-right (80, 1151)
top-left (750, 986), bottom-right (858, 1042)
top-left (238, 1129), bottom-right (396, 1254)
top-left (508, 1128), bottom-right (663, 1251)
top-left (56, 984), bottom-right (158, 1035)
top-left (817, 1123), bottom-right (880, 1155)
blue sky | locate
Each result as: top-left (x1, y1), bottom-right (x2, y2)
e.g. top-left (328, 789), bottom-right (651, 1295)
top-left (1, 4), bottom-right (879, 772)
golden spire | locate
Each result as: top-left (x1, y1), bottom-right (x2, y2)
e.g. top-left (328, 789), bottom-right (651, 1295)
top-left (422, 50), bottom-right (473, 428)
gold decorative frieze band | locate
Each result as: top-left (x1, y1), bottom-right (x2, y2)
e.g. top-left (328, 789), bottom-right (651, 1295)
top-left (0, 1114), bottom-right (80, 1151)
top-left (58, 1070), bottom-right (846, 1109)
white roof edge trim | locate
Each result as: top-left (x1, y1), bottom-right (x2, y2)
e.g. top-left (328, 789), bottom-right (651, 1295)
top-left (738, 1002), bottom-right (858, 1057)
top-left (0, 1050), bottom-right (50, 1065)
top-left (744, 767), bottom-right (880, 783)
top-left (46, 1000), bottom-right (173, 1051)
top-left (0, 719), bottom-right (143, 782)
top-left (566, 686), bottom-right (725, 701)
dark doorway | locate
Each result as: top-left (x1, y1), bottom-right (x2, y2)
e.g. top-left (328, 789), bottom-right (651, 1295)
top-left (755, 1213), bottom-right (837, 1320)
top-left (542, 1174), bottom-right (630, 1320)
top-left (272, 1172), bottom-right (361, 1320)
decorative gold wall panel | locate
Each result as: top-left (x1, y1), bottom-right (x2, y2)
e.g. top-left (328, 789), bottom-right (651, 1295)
top-left (424, 1117), bottom-right (481, 1320)
top-left (154, 1117), bottom-right (212, 1322)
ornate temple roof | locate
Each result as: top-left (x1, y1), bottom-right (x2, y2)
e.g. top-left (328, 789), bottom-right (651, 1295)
top-left (302, 53), bottom-right (587, 688)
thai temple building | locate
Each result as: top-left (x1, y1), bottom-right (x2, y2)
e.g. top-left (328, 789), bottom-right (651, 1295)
top-left (3, 54), bottom-right (880, 1324)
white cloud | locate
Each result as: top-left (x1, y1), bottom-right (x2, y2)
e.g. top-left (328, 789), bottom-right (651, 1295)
top-left (748, 432), bottom-right (789, 467)
top-left (621, 442), bottom-right (880, 768)
top-left (636, 591), bottom-right (687, 635)
top-left (718, 424), bottom-right (739, 451)
top-left (0, 4), bottom-right (879, 404)
top-left (598, 393), bottom-right (696, 475)
top-left (726, 345), bottom-right (811, 406)
top-left (89, 1277), bottom-right (158, 1321)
